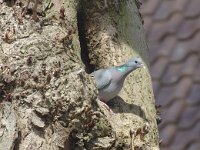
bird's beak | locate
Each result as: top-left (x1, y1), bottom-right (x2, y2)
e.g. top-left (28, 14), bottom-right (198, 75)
top-left (139, 64), bottom-right (145, 69)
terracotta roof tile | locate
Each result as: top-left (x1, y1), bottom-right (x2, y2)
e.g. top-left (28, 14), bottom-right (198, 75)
top-left (170, 43), bottom-right (191, 63)
top-left (181, 54), bottom-right (198, 76)
top-left (160, 100), bottom-right (184, 124)
top-left (162, 63), bottom-right (182, 85)
top-left (168, 53), bottom-right (199, 80)
top-left (156, 85), bottom-right (177, 106)
top-left (160, 147), bottom-right (178, 150)
top-left (141, 0), bottom-right (160, 16)
top-left (140, 0), bottom-right (200, 149)
top-left (158, 77), bottom-right (192, 107)
top-left (173, 77), bottom-right (193, 99)
top-left (153, 0), bottom-right (175, 20)
top-left (148, 13), bottom-right (183, 41)
top-left (188, 31), bottom-right (200, 51)
top-left (153, 0), bottom-right (189, 21)
top-left (187, 141), bottom-right (200, 150)
top-left (177, 17), bottom-right (200, 40)
top-left (143, 16), bottom-right (153, 31)
top-left (157, 35), bottom-right (177, 58)
top-left (148, 42), bottom-right (160, 63)
top-left (171, 122), bottom-right (200, 150)
top-left (194, 63), bottom-right (200, 83)
top-left (159, 123), bottom-right (177, 146)
top-left (186, 84), bottom-right (200, 105)
top-left (174, 0), bottom-right (190, 13)
top-left (185, 0), bottom-right (200, 17)
top-left (167, 13), bottom-right (184, 35)
top-left (178, 105), bottom-right (200, 129)
top-left (148, 21), bottom-right (168, 41)
top-left (150, 57), bottom-right (168, 80)
top-left (152, 79), bottom-right (160, 96)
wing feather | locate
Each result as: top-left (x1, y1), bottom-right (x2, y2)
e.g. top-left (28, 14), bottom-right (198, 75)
top-left (91, 69), bottom-right (112, 90)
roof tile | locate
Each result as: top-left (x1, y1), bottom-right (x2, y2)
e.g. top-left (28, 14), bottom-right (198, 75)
top-left (187, 141), bottom-right (200, 150)
top-left (150, 57), bottom-right (168, 80)
top-left (141, 0), bottom-right (160, 16)
top-left (159, 77), bottom-right (192, 105)
top-left (186, 83), bottom-right (200, 105)
top-left (154, 0), bottom-right (189, 21)
top-left (148, 21), bottom-right (168, 42)
top-left (167, 13), bottom-right (184, 35)
top-left (143, 16), bottom-right (153, 31)
top-left (162, 63), bottom-right (182, 85)
top-left (194, 63), bottom-right (200, 83)
top-left (157, 35), bottom-right (177, 58)
top-left (171, 122), bottom-right (200, 150)
top-left (140, 0), bottom-right (200, 149)
top-left (189, 31), bottom-right (200, 51)
top-left (174, 0), bottom-right (190, 13)
top-left (170, 43), bottom-right (189, 62)
top-left (161, 100), bottom-right (184, 124)
top-left (185, 0), bottom-right (200, 17)
top-left (153, 0), bottom-right (175, 20)
top-left (177, 17), bottom-right (200, 40)
top-left (148, 13), bottom-right (183, 41)
top-left (152, 79), bottom-right (160, 96)
top-left (156, 86), bottom-right (177, 106)
top-left (148, 42), bottom-right (160, 62)
top-left (178, 105), bottom-right (200, 129)
top-left (159, 123), bottom-right (177, 146)
top-left (173, 77), bottom-right (193, 99)
top-left (181, 54), bottom-right (198, 76)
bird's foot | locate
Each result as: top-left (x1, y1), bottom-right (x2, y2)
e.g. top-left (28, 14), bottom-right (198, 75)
top-left (99, 100), bottom-right (113, 113)
top-left (130, 129), bottom-right (136, 150)
top-left (129, 122), bottom-right (151, 149)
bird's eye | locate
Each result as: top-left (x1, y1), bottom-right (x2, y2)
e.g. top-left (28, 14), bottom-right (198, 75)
top-left (135, 60), bottom-right (138, 63)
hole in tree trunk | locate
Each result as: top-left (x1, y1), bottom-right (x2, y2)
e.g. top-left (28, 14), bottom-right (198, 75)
top-left (77, 7), bottom-right (95, 74)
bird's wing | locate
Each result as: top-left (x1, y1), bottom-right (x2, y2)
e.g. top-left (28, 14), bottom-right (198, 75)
top-left (91, 69), bottom-right (112, 90)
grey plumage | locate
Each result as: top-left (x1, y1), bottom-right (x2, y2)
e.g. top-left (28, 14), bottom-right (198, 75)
top-left (92, 57), bottom-right (144, 103)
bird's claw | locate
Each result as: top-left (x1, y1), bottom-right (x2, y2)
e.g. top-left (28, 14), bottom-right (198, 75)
top-left (99, 100), bottom-right (113, 113)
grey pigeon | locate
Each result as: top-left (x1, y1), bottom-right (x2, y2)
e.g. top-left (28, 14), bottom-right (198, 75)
top-left (92, 57), bottom-right (145, 104)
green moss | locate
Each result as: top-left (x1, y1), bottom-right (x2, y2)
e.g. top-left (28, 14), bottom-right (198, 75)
top-left (94, 119), bottom-right (111, 137)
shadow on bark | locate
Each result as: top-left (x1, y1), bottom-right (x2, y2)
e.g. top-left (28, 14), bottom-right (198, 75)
top-left (108, 96), bottom-right (147, 121)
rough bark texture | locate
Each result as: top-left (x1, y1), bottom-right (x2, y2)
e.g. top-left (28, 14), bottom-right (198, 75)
top-left (0, 0), bottom-right (159, 150)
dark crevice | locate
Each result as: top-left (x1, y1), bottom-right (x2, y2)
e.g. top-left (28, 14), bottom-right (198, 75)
top-left (13, 131), bottom-right (21, 150)
top-left (22, 8), bottom-right (45, 17)
top-left (3, 0), bottom-right (15, 6)
top-left (77, 7), bottom-right (95, 74)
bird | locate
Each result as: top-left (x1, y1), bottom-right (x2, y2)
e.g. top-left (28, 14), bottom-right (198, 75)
top-left (91, 57), bottom-right (145, 111)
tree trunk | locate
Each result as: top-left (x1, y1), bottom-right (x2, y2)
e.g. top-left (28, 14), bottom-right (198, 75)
top-left (0, 0), bottom-right (159, 149)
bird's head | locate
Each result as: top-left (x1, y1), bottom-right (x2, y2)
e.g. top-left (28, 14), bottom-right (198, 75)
top-left (126, 57), bottom-right (145, 69)
top-left (116, 57), bottom-right (145, 73)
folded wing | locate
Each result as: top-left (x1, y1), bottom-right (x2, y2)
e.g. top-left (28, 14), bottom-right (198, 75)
top-left (91, 69), bottom-right (112, 90)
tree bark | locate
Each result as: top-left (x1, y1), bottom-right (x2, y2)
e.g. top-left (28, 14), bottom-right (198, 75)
top-left (0, 0), bottom-right (159, 149)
